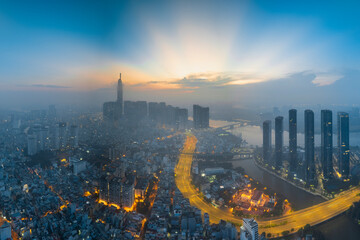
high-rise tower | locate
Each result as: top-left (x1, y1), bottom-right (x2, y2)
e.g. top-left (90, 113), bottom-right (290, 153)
top-left (193, 105), bottom-right (209, 129)
top-left (337, 112), bottom-right (350, 178)
top-left (117, 73), bottom-right (123, 117)
top-left (117, 73), bottom-right (123, 103)
top-left (321, 110), bottom-right (333, 179)
top-left (289, 109), bottom-right (297, 173)
top-left (263, 120), bottom-right (272, 164)
top-left (305, 110), bottom-right (315, 183)
top-left (275, 116), bottom-right (284, 169)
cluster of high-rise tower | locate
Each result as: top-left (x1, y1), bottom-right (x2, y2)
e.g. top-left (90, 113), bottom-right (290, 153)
top-left (102, 73), bottom-right (210, 129)
top-left (263, 109), bottom-right (350, 183)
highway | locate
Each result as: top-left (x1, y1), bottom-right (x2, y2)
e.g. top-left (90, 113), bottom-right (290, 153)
top-left (175, 134), bottom-right (360, 237)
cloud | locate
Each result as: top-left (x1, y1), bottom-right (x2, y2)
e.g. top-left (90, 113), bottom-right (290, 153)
top-left (128, 71), bottom-right (284, 91)
top-left (31, 84), bottom-right (71, 89)
top-left (312, 73), bottom-right (343, 86)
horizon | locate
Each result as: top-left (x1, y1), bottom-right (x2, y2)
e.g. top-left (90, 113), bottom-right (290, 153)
top-left (1, 0), bottom-right (360, 109)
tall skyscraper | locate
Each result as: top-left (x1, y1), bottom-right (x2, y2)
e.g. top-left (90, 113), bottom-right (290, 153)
top-left (305, 110), bottom-right (315, 183)
top-left (289, 109), bottom-right (297, 173)
top-left (193, 105), bottom-right (209, 129)
top-left (117, 73), bottom-right (123, 116)
top-left (263, 120), bottom-right (272, 164)
top-left (102, 74), bottom-right (123, 121)
top-left (321, 110), bottom-right (333, 179)
top-left (337, 112), bottom-right (350, 178)
top-left (275, 116), bottom-right (283, 169)
top-left (117, 73), bottom-right (123, 103)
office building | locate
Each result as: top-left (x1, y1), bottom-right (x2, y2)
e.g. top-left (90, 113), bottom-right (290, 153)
top-left (305, 110), bottom-right (315, 183)
top-left (69, 157), bottom-right (87, 175)
top-left (69, 125), bottom-right (79, 148)
top-left (149, 102), bottom-right (166, 123)
top-left (337, 112), bottom-right (350, 178)
top-left (240, 218), bottom-right (259, 240)
top-left (124, 100), bottom-right (147, 121)
top-left (59, 122), bottom-right (67, 149)
top-left (321, 110), bottom-right (333, 179)
top-left (193, 105), bottom-right (209, 129)
top-left (99, 174), bottom-right (135, 209)
top-left (27, 134), bottom-right (37, 156)
top-left (275, 116), bottom-right (284, 169)
top-left (289, 109), bottom-right (297, 173)
top-left (103, 101), bottom-right (121, 121)
top-left (262, 120), bottom-right (272, 164)
top-left (176, 107), bottom-right (188, 129)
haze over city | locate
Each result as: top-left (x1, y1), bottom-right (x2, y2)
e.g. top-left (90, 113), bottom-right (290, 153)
top-left (1, 1), bottom-right (360, 240)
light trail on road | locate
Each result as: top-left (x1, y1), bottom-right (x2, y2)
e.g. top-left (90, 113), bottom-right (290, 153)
top-left (175, 134), bottom-right (360, 237)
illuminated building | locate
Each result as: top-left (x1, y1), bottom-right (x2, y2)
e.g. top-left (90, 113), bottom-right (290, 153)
top-left (289, 109), bottom-right (297, 173)
top-left (240, 218), bottom-right (259, 240)
top-left (321, 110), bottom-right (333, 179)
top-left (275, 116), bottom-right (283, 169)
top-left (262, 120), bottom-right (272, 164)
top-left (305, 110), bottom-right (315, 183)
top-left (337, 112), bottom-right (350, 178)
top-left (193, 104), bottom-right (209, 129)
top-left (99, 174), bottom-right (135, 209)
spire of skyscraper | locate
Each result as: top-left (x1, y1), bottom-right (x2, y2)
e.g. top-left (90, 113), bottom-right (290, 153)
top-left (116, 73), bottom-right (123, 117)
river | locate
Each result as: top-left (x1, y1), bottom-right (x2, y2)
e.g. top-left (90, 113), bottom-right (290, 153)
top-left (232, 159), bottom-right (324, 210)
top-left (228, 124), bottom-right (360, 147)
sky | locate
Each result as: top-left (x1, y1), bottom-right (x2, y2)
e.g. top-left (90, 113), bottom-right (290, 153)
top-left (1, 0), bottom-right (360, 110)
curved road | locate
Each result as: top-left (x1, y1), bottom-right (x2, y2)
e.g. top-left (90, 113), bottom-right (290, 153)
top-left (175, 135), bottom-right (360, 237)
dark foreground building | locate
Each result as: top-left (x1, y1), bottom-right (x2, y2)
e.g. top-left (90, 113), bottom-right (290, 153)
top-left (193, 105), bottom-right (209, 129)
top-left (305, 110), bottom-right (315, 183)
top-left (275, 116), bottom-right (283, 169)
top-left (263, 120), bottom-right (272, 164)
top-left (321, 110), bottom-right (333, 179)
top-left (337, 112), bottom-right (350, 178)
top-left (289, 109), bottom-right (297, 173)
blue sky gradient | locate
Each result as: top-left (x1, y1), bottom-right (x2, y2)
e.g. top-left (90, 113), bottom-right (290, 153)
top-left (1, 0), bottom-right (360, 109)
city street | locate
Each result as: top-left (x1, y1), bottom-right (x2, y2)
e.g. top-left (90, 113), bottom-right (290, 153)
top-left (175, 134), bottom-right (360, 237)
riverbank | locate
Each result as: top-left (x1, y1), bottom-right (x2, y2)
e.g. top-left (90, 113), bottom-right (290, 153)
top-left (253, 159), bottom-right (328, 201)
top-left (232, 159), bottom-right (325, 210)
